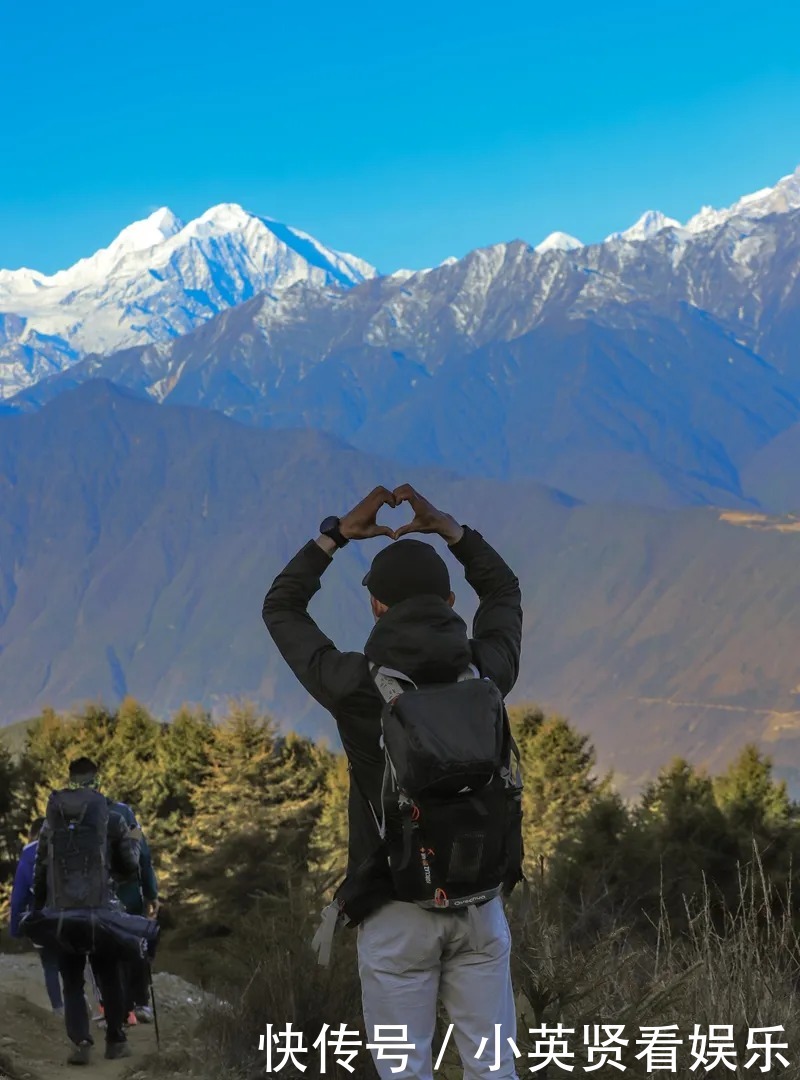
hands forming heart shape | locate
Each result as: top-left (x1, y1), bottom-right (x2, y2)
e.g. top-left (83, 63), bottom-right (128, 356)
top-left (339, 485), bottom-right (463, 545)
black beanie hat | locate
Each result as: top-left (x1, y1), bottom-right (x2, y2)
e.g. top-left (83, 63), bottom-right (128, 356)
top-left (362, 539), bottom-right (451, 606)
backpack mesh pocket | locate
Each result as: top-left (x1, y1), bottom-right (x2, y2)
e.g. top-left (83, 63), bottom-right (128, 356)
top-left (445, 831), bottom-right (485, 883)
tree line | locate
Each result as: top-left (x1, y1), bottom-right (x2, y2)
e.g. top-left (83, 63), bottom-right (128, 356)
top-left (1, 697), bottom-right (798, 946)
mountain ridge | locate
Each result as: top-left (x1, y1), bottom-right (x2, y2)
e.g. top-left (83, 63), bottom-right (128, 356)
top-left (0, 204), bottom-right (376, 399)
top-left (3, 165), bottom-right (800, 406)
top-left (12, 199), bottom-right (800, 509)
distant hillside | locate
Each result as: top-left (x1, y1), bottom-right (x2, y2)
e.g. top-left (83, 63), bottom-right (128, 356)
top-left (2, 383), bottom-right (800, 791)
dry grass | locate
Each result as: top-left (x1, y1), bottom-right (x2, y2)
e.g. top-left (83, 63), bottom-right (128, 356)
top-left (719, 510), bottom-right (800, 533)
top-left (509, 854), bottom-right (800, 1077)
top-left (168, 888), bottom-right (371, 1079)
top-left (166, 852), bottom-right (800, 1079)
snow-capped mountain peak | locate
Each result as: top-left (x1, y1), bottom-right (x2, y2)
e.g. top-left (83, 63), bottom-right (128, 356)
top-left (187, 203), bottom-right (264, 238)
top-left (608, 210), bottom-right (681, 243)
top-left (0, 204), bottom-right (377, 398)
top-left (0, 267), bottom-right (46, 296)
top-left (196, 202), bottom-right (250, 226)
top-left (46, 206), bottom-right (185, 291)
top-left (535, 231), bottom-right (583, 253)
top-left (685, 166), bottom-right (800, 234)
top-left (601, 168), bottom-right (800, 245)
top-left (123, 206), bottom-right (184, 244)
top-left (0, 208), bottom-right (186, 301)
top-left (4, 165), bottom-right (800, 404)
top-left (98, 205), bottom-right (184, 254)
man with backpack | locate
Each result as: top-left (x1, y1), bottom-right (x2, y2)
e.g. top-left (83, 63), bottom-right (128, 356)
top-left (9, 817), bottom-right (64, 1014)
top-left (112, 801), bottom-right (159, 1023)
top-left (31, 756), bottom-right (140, 1065)
top-left (89, 800), bottom-right (159, 1027)
top-left (263, 484), bottom-right (523, 1080)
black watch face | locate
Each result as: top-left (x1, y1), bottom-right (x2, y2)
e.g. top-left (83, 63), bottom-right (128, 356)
top-left (320, 516), bottom-right (340, 535)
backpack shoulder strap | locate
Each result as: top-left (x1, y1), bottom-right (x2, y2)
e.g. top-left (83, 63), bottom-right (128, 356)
top-left (370, 663), bottom-right (480, 702)
top-left (369, 664), bottom-right (416, 705)
top-left (457, 664), bottom-right (481, 682)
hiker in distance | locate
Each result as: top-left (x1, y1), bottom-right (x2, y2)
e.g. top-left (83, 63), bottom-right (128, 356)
top-left (9, 817), bottom-right (64, 1015)
top-left (31, 757), bottom-right (141, 1065)
top-left (109, 800), bottom-right (160, 1024)
top-left (263, 484), bottom-right (524, 1080)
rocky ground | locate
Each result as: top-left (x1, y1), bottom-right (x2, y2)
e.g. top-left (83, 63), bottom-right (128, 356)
top-left (0, 952), bottom-right (212, 1080)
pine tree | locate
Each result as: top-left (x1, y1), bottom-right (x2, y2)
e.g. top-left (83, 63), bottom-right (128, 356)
top-left (0, 743), bottom-right (27, 913)
top-left (145, 705), bottom-right (215, 894)
top-left (71, 704), bottom-right (118, 772)
top-left (545, 789), bottom-right (633, 935)
top-left (633, 758), bottom-right (740, 930)
top-left (20, 708), bottom-right (82, 813)
top-left (713, 744), bottom-right (791, 831)
top-left (181, 703), bottom-right (330, 931)
top-left (99, 697), bottom-right (162, 817)
top-left (156, 705), bottom-right (215, 824)
top-left (510, 707), bottom-right (607, 864)
top-left (21, 704), bottom-right (128, 810)
top-left (308, 753), bottom-right (350, 889)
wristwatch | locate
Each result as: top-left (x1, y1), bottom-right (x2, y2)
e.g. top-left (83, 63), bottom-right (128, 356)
top-left (319, 516), bottom-right (350, 549)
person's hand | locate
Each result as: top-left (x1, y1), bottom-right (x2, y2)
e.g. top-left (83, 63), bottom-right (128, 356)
top-left (339, 487), bottom-right (398, 540)
top-left (147, 899), bottom-right (161, 920)
top-left (392, 485), bottom-right (464, 545)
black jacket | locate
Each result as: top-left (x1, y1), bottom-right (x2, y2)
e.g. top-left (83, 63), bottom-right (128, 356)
top-left (33, 795), bottom-right (140, 910)
top-left (262, 526), bottom-right (522, 900)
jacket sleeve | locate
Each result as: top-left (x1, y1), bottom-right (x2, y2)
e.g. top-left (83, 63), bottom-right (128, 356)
top-left (9, 850), bottom-right (34, 937)
top-left (449, 525), bottom-right (523, 697)
top-left (32, 827), bottom-right (50, 910)
top-left (262, 540), bottom-right (369, 714)
top-left (108, 812), bottom-right (141, 882)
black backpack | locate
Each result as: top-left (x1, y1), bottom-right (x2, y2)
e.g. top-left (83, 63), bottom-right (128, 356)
top-left (45, 787), bottom-right (111, 910)
top-left (370, 664), bottom-right (524, 910)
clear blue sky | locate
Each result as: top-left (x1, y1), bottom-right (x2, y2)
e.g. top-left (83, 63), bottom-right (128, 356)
top-left (2, 0), bottom-right (800, 274)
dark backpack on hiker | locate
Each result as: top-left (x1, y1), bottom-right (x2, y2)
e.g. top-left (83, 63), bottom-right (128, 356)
top-left (370, 664), bottom-right (524, 910)
top-left (312, 665), bottom-right (525, 965)
top-left (44, 787), bottom-right (111, 910)
top-left (25, 788), bottom-right (161, 966)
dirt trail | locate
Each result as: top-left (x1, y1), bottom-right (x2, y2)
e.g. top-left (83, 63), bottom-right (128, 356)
top-left (0, 953), bottom-right (205, 1080)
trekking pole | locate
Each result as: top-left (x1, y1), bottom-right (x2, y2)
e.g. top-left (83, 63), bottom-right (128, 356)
top-left (86, 957), bottom-right (103, 1020)
top-left (148, 962), bottom-right (161, 1051)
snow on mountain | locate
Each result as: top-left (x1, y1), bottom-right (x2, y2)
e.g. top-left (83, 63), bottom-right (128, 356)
top-left (48, 207), bottom-right (185, 290)
top-left (686, 167), bottom-right (800, 233)
top-left (535, 231), bottom-right (583, 253)
top-left (0, 205), bottom-right (376, 398)
top-left (601, 167), bottom-right (800, 244)
top-left (0, 267), bottom-right (47, 296)
top-left (4, 165), bottom-right (800, 404)
top-left (9, 164), bottom-right (800, 519)
top-left (389, 256), bottom-right (458, 279)
top-left (607, 210), bottom-right (682, 243)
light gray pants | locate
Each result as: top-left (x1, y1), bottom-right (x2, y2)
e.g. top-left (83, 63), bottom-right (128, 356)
top-left (357, 897), bottom-right (519, 1079)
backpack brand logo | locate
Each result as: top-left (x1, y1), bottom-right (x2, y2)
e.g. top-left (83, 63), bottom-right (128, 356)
top-left (451, 893), bottom-right (488, 907)
top-left (419, 846), bottom-right (435, 885)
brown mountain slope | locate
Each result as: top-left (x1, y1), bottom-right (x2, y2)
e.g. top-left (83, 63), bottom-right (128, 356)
top-left (2, 383), bottom-right (799, 792)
